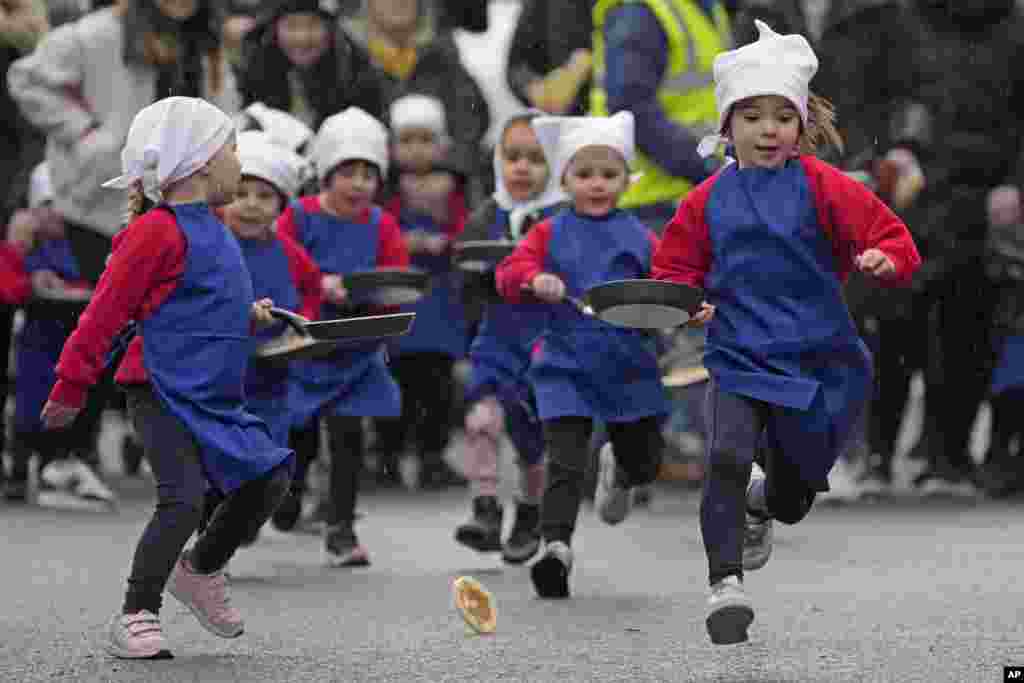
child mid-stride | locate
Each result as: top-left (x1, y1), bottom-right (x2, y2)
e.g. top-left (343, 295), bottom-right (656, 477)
top-left (652, 21), bottom-right (922, 645)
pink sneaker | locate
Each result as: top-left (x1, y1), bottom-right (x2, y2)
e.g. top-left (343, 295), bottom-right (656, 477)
top-left (167, 556), bottom-right (244, 638)
top-left (105, 610), bottom-right (173, 659)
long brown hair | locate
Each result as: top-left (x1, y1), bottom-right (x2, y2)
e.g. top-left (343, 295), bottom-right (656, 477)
top-left (799, 92), bottom-right (844, 156)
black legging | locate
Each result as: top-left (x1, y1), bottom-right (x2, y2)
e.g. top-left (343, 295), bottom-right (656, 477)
top-left (289, 415), bottom-right (365, 526)
top-left (373, 352), bottom-right (457, 459)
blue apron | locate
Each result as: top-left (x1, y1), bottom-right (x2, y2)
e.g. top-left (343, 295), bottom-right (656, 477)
top-left (703, 162), bottom-right (873, 490)
top-left (991, 335), bottom-right (1024, 395)
top-left (389, 209), bottom-right (469, 358)
top-left (237, 235), bottom-right (301, 446)
top-left (140, 204), bottom-right (293, 495)
top-left (288, 201), bottom-right (401, 426)
top-left (464, 206), bottom-right (556, 465)
top-left (529, 209), bottom-right (669, 423)
top-left (15, 240), bottom-right (80, 433)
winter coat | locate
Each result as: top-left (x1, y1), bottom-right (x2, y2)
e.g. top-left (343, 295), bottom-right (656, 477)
top-left (505, 0), bottom-right (594, 117)
top-left (7, 6), bottom-right (240, 238)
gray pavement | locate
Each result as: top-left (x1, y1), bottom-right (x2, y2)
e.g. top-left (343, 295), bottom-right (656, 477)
top-left (3, 479), bottom-right (1024, 682)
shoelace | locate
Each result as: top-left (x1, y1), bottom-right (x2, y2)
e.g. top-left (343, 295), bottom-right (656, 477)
top-left (124, 614), bottom-right (163, 638)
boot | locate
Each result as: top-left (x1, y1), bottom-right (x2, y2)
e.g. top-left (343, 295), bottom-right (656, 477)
top-left (454, 496), bottom-right (503, 552)
top-left (502, 501), bottom-right (540, 564)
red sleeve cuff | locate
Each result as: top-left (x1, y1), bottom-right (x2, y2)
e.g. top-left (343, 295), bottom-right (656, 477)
top-left (50, 380), bottom-right (88, 410)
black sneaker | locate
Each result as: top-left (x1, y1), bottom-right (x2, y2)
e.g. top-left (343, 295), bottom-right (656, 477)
top-left (502, 502), bottom-right (540, 565)
top-left (271, 489), bottom-right (303, 532)
top-left (530, 541), bottom-right (573, 599)
top-left (454, 496), bottom-right (503, 552)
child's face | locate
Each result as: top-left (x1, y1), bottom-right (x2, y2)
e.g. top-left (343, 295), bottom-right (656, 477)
top-left (276, 13), bottom-right (330, 67)
top-left (563, 146), bottom-right (628, 217)
top-left (393, 126), bottom-right (441, 174)
top-left (222, 176), bottom-right (284, 239)
top-left (205, 140), bottom-right (242, 206)
top-left (501, 121), bottom-right (549, 203)
top-left (155, 0), bottom-right (200, 21)
top-left (728, 95), bottom-right (802, 169)
top-left (367, 0), bottom-right (418, 33)
top-left (324, 160), bottom-right (380, 218)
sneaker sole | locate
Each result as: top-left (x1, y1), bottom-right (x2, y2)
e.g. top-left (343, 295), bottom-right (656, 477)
top-left (502, 538), bottom-right (541, 565)
top-left (323, 549), bottom-right (371, 568)
top-left (167, 585), bottom-right (245, 639)
top-left (454, 528), bottom-right (502, 553)
top-left (706, 604), bottom-right (754, 645)
top-left (531, 554), bottom-right (570, 599)
top-left (105, 641), bottom-right (174, 660)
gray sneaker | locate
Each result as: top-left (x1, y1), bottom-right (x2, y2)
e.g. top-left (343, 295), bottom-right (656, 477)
top-left (706, 576), bottom-right (754, 645)
top-left (323, 524), bottom-right (371, 568)
top-left (743, 464), bottom-right (773, 571)
top-left (595, 444), bottom-right (632, 525)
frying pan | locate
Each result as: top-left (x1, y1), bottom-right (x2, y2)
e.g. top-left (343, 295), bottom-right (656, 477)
top-left (343, 267), bottom-right (431, 306)
top-left (452, 240), bottom-right (517, 273)
top-left (253, 308), bottom-right (416, 362)
top-left (521, 279), bottom-right (704, 329)
top-left (23, 285), bottom-right (92, 321)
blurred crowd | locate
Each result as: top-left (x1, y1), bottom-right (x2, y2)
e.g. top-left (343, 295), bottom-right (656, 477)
top-left (3, 0), bottom-right (1024, 516)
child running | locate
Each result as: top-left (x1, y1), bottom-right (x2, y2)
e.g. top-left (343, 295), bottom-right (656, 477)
top-left (41, 97), bottom-right (295, 660)
top-left (651, 21), bottom-right (921, 645)
top-left (275, 106), bottom-right (409, 567)
top-left (495, 111), bottom-right (670, 598)
top-left (453, 111), bottom-right (566, 563)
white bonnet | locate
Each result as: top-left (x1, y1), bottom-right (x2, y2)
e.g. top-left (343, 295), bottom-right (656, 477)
top-left (29, 161), bottom-right (54, 209)
top-left (311, 107), bottom-right (390, 183)
top-left (103, 96), bottom-right (236, 203)
top-left (388, 94), bottom-right (447, 139)
top-left (237, 131), bottom-right (305, 198)
top-left (531, 111), bottom-right (635, 184)
top-left (238, 102), bottom-right (315, 153)
top-left (697, 20), bottom-right (818, 157)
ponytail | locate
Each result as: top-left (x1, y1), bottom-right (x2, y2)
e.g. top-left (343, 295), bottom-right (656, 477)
top-left (800, 92), bottom-right (844, 156)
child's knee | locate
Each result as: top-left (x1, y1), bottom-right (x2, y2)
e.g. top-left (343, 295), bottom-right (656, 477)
top-left (769, 490), bottom-right (815, 525)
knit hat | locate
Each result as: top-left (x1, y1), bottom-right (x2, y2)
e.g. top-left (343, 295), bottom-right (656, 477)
top-left (531, 111), bottom-right (635, 185)
top-left (29, 161), bottom-right (54, 209)
top-left (697, 20), bottom-right (818, 158)
top-left (102, 96), bottom-right (236, 203)
top-left (311, 107), bottom-right (389, 182)
top-left (237, 131), bottom-right (305, 197)
top-left (388, 94), bottom-right (446, 139)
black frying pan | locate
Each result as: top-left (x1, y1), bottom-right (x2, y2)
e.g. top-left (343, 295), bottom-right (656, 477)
top-left (253, 308), bottom-right (416, 362)
top-left (343, 267), bottom-right (431, 306)
top-left (521, 279), bottom-right (703, 329)
top-left (453, 240), bottom-right (517, 273)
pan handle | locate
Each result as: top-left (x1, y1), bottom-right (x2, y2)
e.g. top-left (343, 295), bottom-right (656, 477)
top-left (519, 285), bottom-right (593, 316)
top-left (269, 307), bottom-right (310, 337)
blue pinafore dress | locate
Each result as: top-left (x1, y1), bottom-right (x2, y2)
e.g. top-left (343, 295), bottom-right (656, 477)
top-left (529, 209), bottom-right (669, 423)
top-left (139, 204), bottom-right (293, 495)
top-left (389, 210), bottom-right (469, 359)
top-left (288, 202), bottom-right (401, 427)
top-left (464, 207), bottom-right (557, 465)
top-left (15, 239), bottom-right (81, 434)
top-left (703, 161), bottom-right (874, 490)
top-left (237, 235), bottom-right (301, 445)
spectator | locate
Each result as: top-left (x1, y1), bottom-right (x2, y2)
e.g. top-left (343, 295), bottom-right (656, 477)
top-left (506, 0), bottom-right (594, 117)
top-left (236, 0), bottom-right (386, 128)
top-left (342, 0), bottom-right (490, 206)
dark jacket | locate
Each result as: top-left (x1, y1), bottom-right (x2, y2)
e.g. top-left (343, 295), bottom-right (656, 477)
top-left (506, 0), bottom-right (593, 116)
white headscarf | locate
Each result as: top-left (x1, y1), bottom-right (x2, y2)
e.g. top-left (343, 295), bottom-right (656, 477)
top-left (531, 111), bottom-right (636, 187)
top-left (389, 94), bottom-right (447, 139)
top-left (491, 112), bottom-right (567, 239)
top-left (311, 107), bottom-right (389, 183)
top-left (237, 102), bottom-right (315, 153)
top-left (29, 161), bottom-right (54, 209)
top-left (103, 96), bottom-right (236, 203)
top-left (237, 131), bottom-right (305, 198)
top-left (697, 20), bottom-right (818, 158)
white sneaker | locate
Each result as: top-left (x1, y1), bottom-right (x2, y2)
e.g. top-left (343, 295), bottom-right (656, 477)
top-left (595, 444), bottom-right (632, 525)
top-left (706, 575), bottom-right (754, 645)
top-left (69, 460), bottom-right (117, 503)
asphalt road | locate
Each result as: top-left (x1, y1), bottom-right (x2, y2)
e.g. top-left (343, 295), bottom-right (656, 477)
top-left (3, 475), bottom-right (1023, 683)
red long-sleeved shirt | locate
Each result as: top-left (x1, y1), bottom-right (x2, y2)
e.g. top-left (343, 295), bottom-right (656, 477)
top-left (49, 209), bottom-right (325, 409)
top-left (384, 186), bottom-right (469, 245)
top-left (495, 216), bottom-right (661, 302)
top-left (276, 196), bottom-right (410, 270)
top-left (651, 156), bottom-right (922, 288)
top-left (0, 242), bottom-right (31, 305)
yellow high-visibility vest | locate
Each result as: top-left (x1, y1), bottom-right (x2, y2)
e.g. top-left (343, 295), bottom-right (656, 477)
top-left (590, 0), bottom-right (731, 209)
